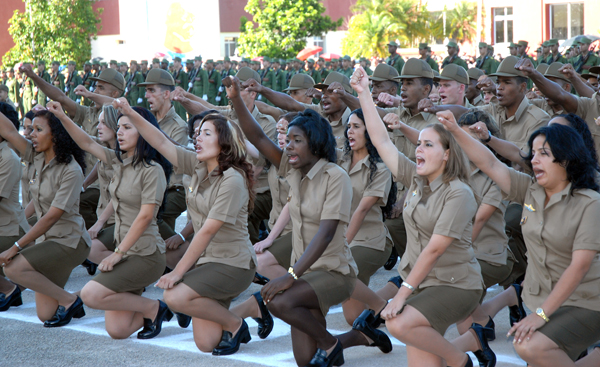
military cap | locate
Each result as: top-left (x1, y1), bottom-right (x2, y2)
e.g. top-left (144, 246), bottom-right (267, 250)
top-left (517, 40), bottom-right (528, 47)
top-left (387, 41), bottom-right (399, 47)
top-left (578, 36), bottom-right (592, 45)
top-left (152, 58), bottom-right (160, 64)
top-left (582, 71), bottom-right (599, 80)
top-left (51, 60), bottom-right (60, 66)
top-left (331, 58), bottom-right (339, 62)
top-left (394, 58), bottom-right (434, 80)
top-left (92, 59), bottom-right (100, 65)
top-left (141, 60), bottom-right (148, 64)
top-left (271, 59), bottom-right (281, 64)
top-left (109, 60), bottom-right (118, 65)
top-left (216, 60), bottom-right (223, 65)
top-left (507, 42), bottom-right (518, 48)
top-left (547, 39), bottom-right (559, 46)
top-left (283, 74), bottom-right (315, 92)
top-left (84, 61), bottom-right (92, 66)
top-left (186, 59), bottom-right (194, 64)
top-left (0, 85), bottom-right (8, 93)
top-left (138, 68), bottom-right (175, 86)
top-left (489, 56), bottom-right (525, 78)
top-left (368, 63), bottom-right (399, 81)
top-left (241, 57), bottom-right (251, 63)
top-left (119, 62), bottom-right (127, 67)
top-left (314, 71), bottom-right (353, 94)
top-left (37, 60), bottom-right (46, 65)
top-left (419, 43), bottom-right (429, 49)
top-left (467, 67), bottom-right (485, 81)
top-left (478, 42), bottom-right (488, 48)
top-left (232, 60), bottom-right (239, 65)
top-left (535, 63), bottom-right (549, 74)
top-left (589, 66), bottom-right (600, 75)
top-left (89, 68), bottom-right (126, 91)
top-left (223, 56), bottom-right (230, 62)
top-left (129, 60), bottom-right (137, 65)
top-left (435, 64), bottom-right (469, 85)
top-left (306, 58), bottom-right (315, 64)
top-left (487, 44), bottom-right (494, 50)
top-left (161, 58), bottom-right (169, 64)
top-left (446, 41), bottom-right (459, 48)
top-left (100, 62), bottom-right (108, 67)
top-left (262, 56), bottom-right (270, 62)
top-left (68, 60), bottom-right (77, 66)
top-left (236, 67), bottom-right (261, 84)
top-left (318, 57), bottom-right (325, 62)
top-left (173, 56), bottom-right (182, 62)
top-left (342, 55), bottom-right (352, 61)
top-left (544, 62), bottom-right (570, 83)
top-left (542, 41), bottom-right (550, 47)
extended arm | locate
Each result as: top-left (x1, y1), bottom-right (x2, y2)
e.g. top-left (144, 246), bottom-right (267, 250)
top-left (20, 64), bottom-right (79, 117)
top-left (243, 79), bottom-right (305, 112)
top-left (0, 112), bottom-right (29, 155)
top-left (345, 196), bottom-right (379, 243)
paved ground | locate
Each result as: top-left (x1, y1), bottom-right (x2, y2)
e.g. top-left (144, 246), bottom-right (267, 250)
top-left (0, 216), bottom-right (527, 367)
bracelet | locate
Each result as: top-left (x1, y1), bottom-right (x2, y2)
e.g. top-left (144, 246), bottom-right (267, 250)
top-left (177, 232), bottom-right (186, 242)
top-left (401, 281), bottom-right (415, 292)
top-left (288, 267), bottom-right (298, 280)
top-left (14, 242), bottom-right (23, 251)
top-left (481, 131), bottom-right (492, 144)
top-left (114, 247), bottom-right (125, 255)
top-left (536, 307), bottom-right (550, 323)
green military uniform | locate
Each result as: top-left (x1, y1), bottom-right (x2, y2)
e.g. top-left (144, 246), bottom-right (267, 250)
top-left (305, 59), bottom-right (322, 84)
top-left (573, 37), bottom-right (600, 74)
top-left (386, 42), bottom-right (405, 75)
top-left (256, 57), bottom-right (276, 104)
top-left (442, 41), bottom-right (468, 70)
top-left (487, 45), bottom-right (500, 74)
top-left (205, 60), bottom-right (221, 105)
top-left (189, 57), bottom-right (208, 98)
top-left (50, 61), bottom-right (65, 93)
top-left (6, 74), bottom-right (19, 108)
top-left (364, 66), bottom-right (373, 76)
top-left (80, 62), bottom-right (94, 106)
top-left (516, 41), bottom-right (535, 89)
top-left (138, 60), bottom-right (150, 109)
top-left (272, 60), bottom-right (288, 92)
top-left (65, 61), bottom-right (82, 102)
top-left (171, 57), bottom-right (188, 120)
top-left (125, 64), bottom-right (145, 107)
top-left (418, 43), bottom-right (439, 72)
top-left (474, 42), bottom-right (495, 75)
top-left (21, 71), bottom-right (35, 113)
top-left (217, 56), bottom-right (236, 106)
top-left (545, 39), bottom-right (568, 64)
top-left (35, 61), bottom-right (51, 107)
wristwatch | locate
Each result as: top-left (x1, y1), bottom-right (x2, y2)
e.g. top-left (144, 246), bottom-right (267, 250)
top-left (481, 130), bottom-right (492, 144)
top-left (536, 307), bottom-right (550, 323)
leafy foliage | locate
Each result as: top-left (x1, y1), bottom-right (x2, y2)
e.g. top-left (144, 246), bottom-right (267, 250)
top-left (238, 0), bottom-right (342, 59)
top-left (2, 0), bottom-right (102, 68)
top-left (444, 2), bottom-right (478, 44)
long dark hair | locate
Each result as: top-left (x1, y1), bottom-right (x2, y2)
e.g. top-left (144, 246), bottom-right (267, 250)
top-left (344, 108), bottom-right (397, 219)
top-left (288, 108), bottom-right (336, 162)
top-left (34, 109), bottom-right (86, 172)
top-left (115, 107), bottom-right (173, 214)
top-left (553, 113), bottom-right (599, 169)
top-left (524, 124), bottom-right (599, 194)
top-left (188, 109), bottom-right (220, 139)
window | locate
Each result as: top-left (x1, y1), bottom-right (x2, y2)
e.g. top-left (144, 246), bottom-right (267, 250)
top-left (312, 36), bottom-right (324, 58)
top-left (493, 7), bottom-right (513, 44)
top-left (224, 37), bottom-right (237, 57)
top-left (549, 3), bottom-right (583, 40)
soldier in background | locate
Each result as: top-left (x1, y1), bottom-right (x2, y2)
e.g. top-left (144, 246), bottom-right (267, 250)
top-left (386, 41), bottom-right (405, 75)
top-left (20, 66), bottom-right (35, 114)
top-left (119, 62), bottom-right (129, 79)
top-left (6, 67), bottom-right (20, 117)
top-left (442, 41), bottom-right (468, 70)
top-left (171, 57), bottom-right (188, 120)
top-left (305, 58), bottom-right (322, 83)
top-left (50, 60), bottom-right (65, 92)
top-left (109, 59), bottom-right (118, 70)
top-left (65, 61), bottom-right (82, 102)
top-left (35, 60), bottom-right (51, 107)
top-left (190, 56), bottom-right (208, 102)
top-left (475, 42), bottom-right (494, 74)
top-left (125, 60), bottom-right (145, 106)
top-left (151, 58), bottom-right (160, 70)
top-left (419, 43), bottom-right (439, 72)
top-left (574, 36), bottom-right (600, 74)
top-left (205, 59), bottom-right (221, 105)
top-left (219, 56), bottom-right (236, 106)
top-left (81, 61), bottom-right (93, 106)
top-left (160, 58), bottom-right (169, 70)
top-left (508, 42), bottom-right (518, 57)
top-left (546, 39), bottom-right (568, 64)
top-left (339, 55), bottom-right (353, 78)
top-left (271, 58), bottom-right (287, 92)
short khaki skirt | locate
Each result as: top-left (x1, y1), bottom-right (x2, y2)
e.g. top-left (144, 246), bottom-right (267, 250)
top-left (21, 237), bottom-right (90, 288)
top-left (92, 248), bottom-right (165, 296)
top-left (182, 262), bottom-right (255, 309)
top-left (267, 231), bottom-right (293, 269)
top-left (0, 227), bottom-right (26, 277)
top-left (538, 306), bottom-right (600, 361)
top-left (301, 268), bottom-right (357, 316)
top-left (96, 224), bottom-right (116, 251)
top-left (351, 237), bottom-right (393, 286)
top-left (405, 286), bottom-right (482, 335)
top-left (478, 258), bottom-right (513, 301)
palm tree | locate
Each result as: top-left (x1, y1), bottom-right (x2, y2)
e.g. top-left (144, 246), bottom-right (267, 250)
top-left (445, 1), bottom-right (478, 44)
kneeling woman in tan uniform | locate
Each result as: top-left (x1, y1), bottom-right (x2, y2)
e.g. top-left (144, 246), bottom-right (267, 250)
top-left (48, 102), bottom-right (173, 339)
top-left (440, 113), bottom-right (600, 366)
top-left (353, 67), bottom-right (484, 367)
top-left (0, 109), bottom-right (91, 327)
top-left (119, 99), bottom-right (257, 355)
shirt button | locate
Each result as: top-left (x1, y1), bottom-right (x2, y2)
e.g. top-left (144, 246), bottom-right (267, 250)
top-left (450, 277), bottom-right (455, 282)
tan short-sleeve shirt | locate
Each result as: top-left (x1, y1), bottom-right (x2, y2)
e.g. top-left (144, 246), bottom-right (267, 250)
top-left (73, 104), bottom-right (102, 188)
top-left (470, 169), bottom-right (509, 265)
top-left (0, 142), bottom-right (29, 236)
top-left (338, 154), bottom-right (392, 251)
top-left (157, 106), bottom-right (189, 188)
top-left (470, 94), bottom-right (485, 107)
top-left (174, 146), bottom-right (256, 269)
top-left (21, 158), bottom-right (35, 206)
top-left (96, 160), bottom-right (115, 225)
top-left (504, 168), bottom-right (600, 312)
top-left (300, 103), bottom-right (351, 149)
top-left (23, 142), bottom-right (91, 248)
top-left (285, 158), bottom-right (357, 275)
top-left (576, 93), bottom-right (600, 156)
top-left (476, 96), bottom-right (550, 150)
top-left (382, 106), bottom-right (438, 161)
top-left (394, 151), bottom-right (483, 290)
top-left (267, 156), bottom-right (292, 234)
top-left (104, 148), bottom-right (166, 256)
top-left (530, 98), bottom-right (564, 119)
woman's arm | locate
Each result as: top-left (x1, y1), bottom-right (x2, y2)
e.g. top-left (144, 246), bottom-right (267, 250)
top-left (384, 113), bottom-right (420, 146)
top-left (345, 196), bottom-right (379, 244)
top-left (222, 76), bottom-right (284, 169)
top-left (82, 162), bottom-right (99, 191)
top-left (0, 112), bottom-right (29, 156)
top-left (245, 139), bottom-right (260, 160)
top-left (46, 101), bottom-right (109, 163)
top-left (471, 204), bottom-right (497, 242)
top-left (351, 67), bottom-right (400, 177)
top-left (112, 98), bottom-right (179, 166)
top-left (437, 110), bottom-right (512, 194)
top-left (88, 204), bottom-right (114, 240)
top-left (156, 218), bottom-right (225, 289)
top-left (165, 220), bottom-right (194, 250)
top-left (468, 122), bottom-right (526, 165)
top-left (24, 200), bottom-right (34, 219)
top-left (254, 203), bottom-right (291, 253)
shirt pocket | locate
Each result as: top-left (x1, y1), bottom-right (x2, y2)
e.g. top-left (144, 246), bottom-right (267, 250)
top-left (433, 264), bottom-right (469, 284)
top-left (208, 242), bottom-right (241, 258)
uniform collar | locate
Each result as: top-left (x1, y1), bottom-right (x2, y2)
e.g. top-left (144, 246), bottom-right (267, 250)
top-left (159, 106), bottom-right (177, 125)
top-left (398, 105), bottom-right (432, 121)
top-left (502, 96), bottom-right (529, 123)
top-left (306, 158), bottom-right (329, 180)
top-left (471, 94), bottom-right (484, 106)
top-left (327, 107), bottom-right (351, 127)
top-left (530, 181), bottom-right (572, 210)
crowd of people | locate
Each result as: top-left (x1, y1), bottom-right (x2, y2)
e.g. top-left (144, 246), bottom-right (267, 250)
top-left (0, 32), bottom-right (600, 367)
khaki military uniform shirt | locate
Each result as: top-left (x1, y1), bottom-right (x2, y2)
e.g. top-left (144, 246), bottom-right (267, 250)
top-left (281, 158), bottom-right (357, 275)
top-left (470, 168), bottom-right (509, 265)
top-left (21, 159), bottom-right (35, 206)
top-left (104, 147), bottom-right (166, 256)
top-left (300, 103), bottom-right (351, 149)
top-left (576, 93), bottom-right (600, 155)
top-left (0, 142), bottom-right (29, 236)
top-left (338, 153), bottom-right (392, 252)
top-left (73, 104), bottom-right (102, 189)
top-left (175, 146), bottom-right (256, 269)
top-left (530, 98), bottom-right (564, 119)
top-left (477, 96), bottom-right (550, 150)
top-left (394, 151), bottom-right (483, 290)
top-left (23, 142), bottom-right (91, 248)
top-left (504, 168), bottom-right (600, 312)
top-left (267, 155), bottom-right (292, 234)
top-left (157, 106), bottom-right (188, 188)
top-left (383, 106), bottom-right (438, 161)
top-left (470, 94), bottom-right (485, 107)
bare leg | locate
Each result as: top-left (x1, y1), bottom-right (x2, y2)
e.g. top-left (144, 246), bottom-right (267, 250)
top-left (80, 281), bottom-right (159, 318)
top-left (256, 251), bottom-right (287, 280)
top-left (229, 295), bottom-right (260, 320)
top-left (88, 240), bottom-right (112, 264)
top-left (514, 331), bottom-right (575, 367)
top-left (166, 241), bottom-right (189, 270)
top-left (191, 318), bottom-right (228, 353)
top-left (406, 344), bottom-right (446, 367)
top-left (481, 286), bottom-right (517, 319)
top-left (0, 277), bottom-right (16, 295)
top-left (376, 282), bottom-right (400, 301)
top-left (5, 254), bottom-right (77, 320)
top-left (289, 310), bottom-right (329, 366)
top-left (456, 305), bottom-right (490, 335)
top-left (104, 310), bottom-right (145, 339)
top-left (451, 328), bottom-right (481, 354)
top-left (342, 280), bottom-right (387, 326)
top-left (386, 305), bottom-right (468, 367)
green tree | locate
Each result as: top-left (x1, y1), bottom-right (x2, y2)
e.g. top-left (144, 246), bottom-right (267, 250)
top-left (2, 0), bottom-right (102, 68)
top-left (444, 1), bottom-right (478, 44)
top-left (342, 0), bottom-right (431, 59)
top-left (238, 0), bottom-right (342, 59)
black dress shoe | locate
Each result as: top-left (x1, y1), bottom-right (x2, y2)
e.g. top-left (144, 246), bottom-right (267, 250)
top-left (387, 275), bottom-right (403, 288)
top-left (43, 296), bottom-right (85, 327)
top-left (483, 316), bottom-right (495, 341)
top-left (352, 309), bottom-right (392, 354)
top-left (508, 283), bottom-right (526, 327)
top-left (306, 340), bottom-right (344, 367)
top-left (252, 272), bottom-right (270, 286)
top-left (81, 259), bottom-right (97, 276)
top-left (0, 286), bottom-right (23, 312)
top-left (176, 312), bottom-right (191, 328)
top-left (137, 300), bottom-right (173, 339)
top-left (471, 323), bottom-right (496, 367)
top-left (383, 247), bottom-right (398, 270)
top-left (462, 354), bottom-right (474, 367)
top-left (212, 319), bottom-right (251, 355)
top-left (252, 292), bottom-right (273, 339)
